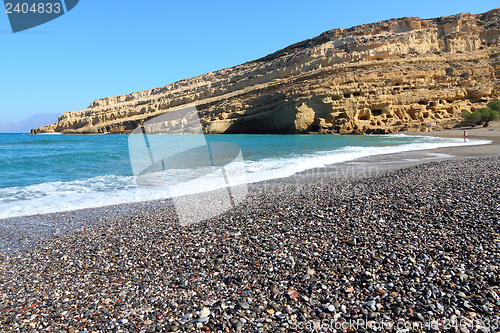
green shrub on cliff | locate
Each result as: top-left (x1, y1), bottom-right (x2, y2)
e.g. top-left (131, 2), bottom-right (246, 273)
top-left (478, 108), bottom-right (499, 123)
top-left (487, 100), bottom-right (500, 112)
top-left (462, 110), bottom-right (481, 124)
top-left (462, 102), bottom-right (500, 126)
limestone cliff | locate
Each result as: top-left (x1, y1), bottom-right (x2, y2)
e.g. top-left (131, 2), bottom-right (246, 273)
top-left (32, 9), bottom-right (500, 135)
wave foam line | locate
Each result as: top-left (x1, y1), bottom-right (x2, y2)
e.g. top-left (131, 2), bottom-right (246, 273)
top-left (0, 137), bottom-right (491, 219)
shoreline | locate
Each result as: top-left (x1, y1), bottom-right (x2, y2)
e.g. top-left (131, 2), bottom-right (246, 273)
top-left (1, 122), bottom-right (500, 253)
top-left (410, 120), bottom-right (500, 157)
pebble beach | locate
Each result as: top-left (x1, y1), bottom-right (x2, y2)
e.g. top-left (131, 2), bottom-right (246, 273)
top-left (0, 126), bottom-right (500, 333)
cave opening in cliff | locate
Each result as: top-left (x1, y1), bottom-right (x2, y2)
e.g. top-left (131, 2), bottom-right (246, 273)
top-left (372, 109), bottom-right (382, 116)
top-left (408, 110), bottom-right (418, 120)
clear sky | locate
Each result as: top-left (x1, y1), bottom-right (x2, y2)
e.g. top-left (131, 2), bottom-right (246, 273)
top-left (0, 0), bottom-right (498, 124)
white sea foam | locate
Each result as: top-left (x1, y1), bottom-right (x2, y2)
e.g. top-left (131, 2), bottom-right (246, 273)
top-left (243, 137), bottom-right (490, 181)
top-left (0, 137), bottom-right (491, 219)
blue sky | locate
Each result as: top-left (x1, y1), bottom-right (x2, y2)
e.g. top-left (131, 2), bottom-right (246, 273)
top-left (0, 0), bottom-right (498, 124)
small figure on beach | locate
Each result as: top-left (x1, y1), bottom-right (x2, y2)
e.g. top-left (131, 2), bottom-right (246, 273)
top-left (464, 130), bottom-right (468, 143)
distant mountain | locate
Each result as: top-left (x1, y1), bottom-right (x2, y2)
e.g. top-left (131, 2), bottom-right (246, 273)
top-left (0, 113), bottom-right (60, 133)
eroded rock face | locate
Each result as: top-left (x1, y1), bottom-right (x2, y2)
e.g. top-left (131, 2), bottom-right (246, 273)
top-left (32, 9), bottom-right (500, 135)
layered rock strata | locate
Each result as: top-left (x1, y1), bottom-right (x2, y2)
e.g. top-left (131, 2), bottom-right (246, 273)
top-left (32, 9), bottom-right (500, 135)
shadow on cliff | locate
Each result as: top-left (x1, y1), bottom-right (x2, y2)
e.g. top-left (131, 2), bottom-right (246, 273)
top-left (213, 92), bottom-right (318, 134)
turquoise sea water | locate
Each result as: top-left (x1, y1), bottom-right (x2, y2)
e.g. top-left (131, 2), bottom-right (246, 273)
top-left (0, 133), bottom-right (489, 218)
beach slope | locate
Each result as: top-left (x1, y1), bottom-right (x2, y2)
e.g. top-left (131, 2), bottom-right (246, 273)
top-left (0, 152), bottom-right (499, 332)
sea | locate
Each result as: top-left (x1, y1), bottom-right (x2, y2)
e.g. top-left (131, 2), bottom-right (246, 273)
top-left (0, 133), bottom-right (491, 219)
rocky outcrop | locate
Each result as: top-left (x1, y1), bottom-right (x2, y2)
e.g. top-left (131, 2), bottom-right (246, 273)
top-left (32, 9), bottom-right (500, 135)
